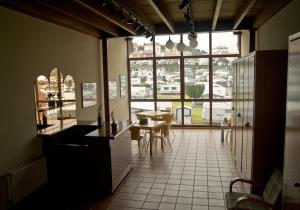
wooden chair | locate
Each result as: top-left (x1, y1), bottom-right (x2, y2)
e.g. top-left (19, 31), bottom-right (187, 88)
top-left (130, 127), bottom-right (147, 150)
top-left (163, 113), bottom-right (175, 137)
top-left (225, 118), bottom-right (232, 141)
top-left (152, 124), bottom-right (172, 152)
top-left (225, 168), bottom-right (282, 210)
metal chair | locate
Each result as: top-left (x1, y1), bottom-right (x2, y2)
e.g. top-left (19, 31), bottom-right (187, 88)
top-left (225, 168), bottom-right (282, 210)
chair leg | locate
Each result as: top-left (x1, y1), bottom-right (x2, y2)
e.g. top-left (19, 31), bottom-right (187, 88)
top-left (171, 128), bottom-right (175, 138)
top-left (161, 137), bottom-right (164, 152)
top-left (166, 136), bottom-right (172, 151)
top-left (225, 130), bottom-right (231, 142)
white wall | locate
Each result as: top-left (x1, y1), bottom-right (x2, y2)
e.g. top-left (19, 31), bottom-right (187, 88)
top-left (107, 38), bottom-right (129, 121)
top-left (0, 7), bottom-right (102, 174)
top-left (257, 0), bottom-right (300, 50)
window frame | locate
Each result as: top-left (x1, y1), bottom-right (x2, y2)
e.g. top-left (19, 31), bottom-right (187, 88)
top-left (127, 32), bottom-right (241, 127)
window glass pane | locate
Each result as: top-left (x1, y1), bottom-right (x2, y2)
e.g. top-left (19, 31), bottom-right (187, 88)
top-left (156, 59), bottom-right (180, 99)
top-left (184, 58), bottom-right (209, 99)
top-left (129, 36), bottom-right (153, 58)
top-left (183, 102), bottom-right (210, 125)
top-left (35, 75), bottom-right (49, 109)
top-left (130, 102), bottom-right (154, 121)
top-left (155, 35), bottom-right (181, 57)
top-left (212, 57), bottom-right (237, 99)
top-left (212, 102), bottom-right (232, 125)
top-left (157, 101), bottom-right (180, 125)
top-left (212, 32), bottom-right (239, 55)
top-left (183, 33), bottom-right (209, 56)
top-left (130, 60), bottom-right (153, 99)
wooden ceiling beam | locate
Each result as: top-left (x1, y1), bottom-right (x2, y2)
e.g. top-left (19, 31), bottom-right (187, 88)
top-left (74, 0), bottom-right (137, 35)
top-left (0, 0), bottom-right (101, 38)
top-left (212, 0), bottom-right (223, 31)
top-left (146, 0), bottom-right (174, 33)
top-left (36, 0), bottom-right (119, 36)
top-left (114, 0), bottom-right (155, 33)
top-left (233, 0), bottom-right (256, 29)
top-left (253, 0), bottom-right (292, 28)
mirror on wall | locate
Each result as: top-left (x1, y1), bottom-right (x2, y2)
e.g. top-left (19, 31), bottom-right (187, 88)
top-left (34, 68), bottom-right (76, 130)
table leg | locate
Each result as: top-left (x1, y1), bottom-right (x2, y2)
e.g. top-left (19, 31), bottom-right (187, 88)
top-left (221, 125), bottom-right (224, 142)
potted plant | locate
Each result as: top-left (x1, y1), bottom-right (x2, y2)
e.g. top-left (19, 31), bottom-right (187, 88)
top-left (111, 111), bottom-right (117, 133)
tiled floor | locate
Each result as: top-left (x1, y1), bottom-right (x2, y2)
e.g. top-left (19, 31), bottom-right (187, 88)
top-left (92, 128), bottom-right (247, 210)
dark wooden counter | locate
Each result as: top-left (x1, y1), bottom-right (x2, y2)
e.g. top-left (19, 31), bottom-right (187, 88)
top-left (86, 120), bottom-right (134, 139)
top-left (40, 120), bottom-right (134, 201)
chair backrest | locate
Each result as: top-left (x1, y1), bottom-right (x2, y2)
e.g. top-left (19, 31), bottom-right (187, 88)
top-left (263, 168), bottom-right (283, 204)
top-left (163, 114), bottom-right (173, 124)
top-left (130, 127), bottom-right (141, 140)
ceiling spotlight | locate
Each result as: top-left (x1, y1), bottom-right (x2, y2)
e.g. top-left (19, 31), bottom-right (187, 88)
top-left (179, 0), bottom-right (190, 10)
top-left (126, 14), bottom-right (134, 25)
top-left (98, 0), bottom-right (107, 6)
top-left (119, 8), bottom-right (126, 22)
top-left (145, 31), bottom-right (152, 39)
top-left (165, 35), bottom-right (174, 49)
top-left (134, 24), bottom-right (142, 32)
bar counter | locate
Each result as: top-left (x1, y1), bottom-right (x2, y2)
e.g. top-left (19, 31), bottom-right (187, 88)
top-left (40, 120), bottom-right (134, 199)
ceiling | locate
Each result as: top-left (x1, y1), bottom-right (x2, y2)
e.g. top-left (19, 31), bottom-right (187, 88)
top-left (0, 0), bottom-right (293, 38)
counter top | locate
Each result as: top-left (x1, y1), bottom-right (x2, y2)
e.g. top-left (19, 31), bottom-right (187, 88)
top-left (37, 119), bottom-right (78, 136)
top-left (86, 120), bottom-right (134, 139)
top-left (38, 119), bottom-right (134, 139)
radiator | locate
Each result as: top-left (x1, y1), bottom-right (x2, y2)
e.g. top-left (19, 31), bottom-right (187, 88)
top-left (5, 156), bottom-right (47, 205)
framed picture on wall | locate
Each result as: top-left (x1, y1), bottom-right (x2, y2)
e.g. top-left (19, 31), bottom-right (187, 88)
top-left (119, 74), bottom-right (126, 97)
top-left (109, 81), bottom-right (117, 100)
top-left (81, 82), bottom-right (97, 107)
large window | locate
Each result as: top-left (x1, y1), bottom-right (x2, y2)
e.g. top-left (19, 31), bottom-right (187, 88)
top-left (130, 60), bottom-right (153, 99)
top-left (212, 57), bottom-right (236, 99)
top-left (183, 33), bottom-right (209, 56)
top-left (128, 32), bottom-right (240, 126)
top-left (155, 35), bottom-right (181, 57)
top-left (156, 59), bottom-right (180, 99)
top-left (184, 58), bottom-right (209, 99)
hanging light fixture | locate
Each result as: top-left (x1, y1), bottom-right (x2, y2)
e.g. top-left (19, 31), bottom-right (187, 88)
top-left (189, 38), bottom-right (198, 48)
top-left (165, 35), bottom-right (174, 49)
top-left (188, 32), bottom-right (197, 40)
top-left (177, 35), bottom-right (186, 52)
top-left (188, 32), bottom-right (198, 48)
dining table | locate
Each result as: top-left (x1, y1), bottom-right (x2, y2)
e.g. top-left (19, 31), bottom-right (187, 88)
top-left (133, 120), bottom-right (165, 157)
top-left (135, 110), bottom-right (170, 119)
